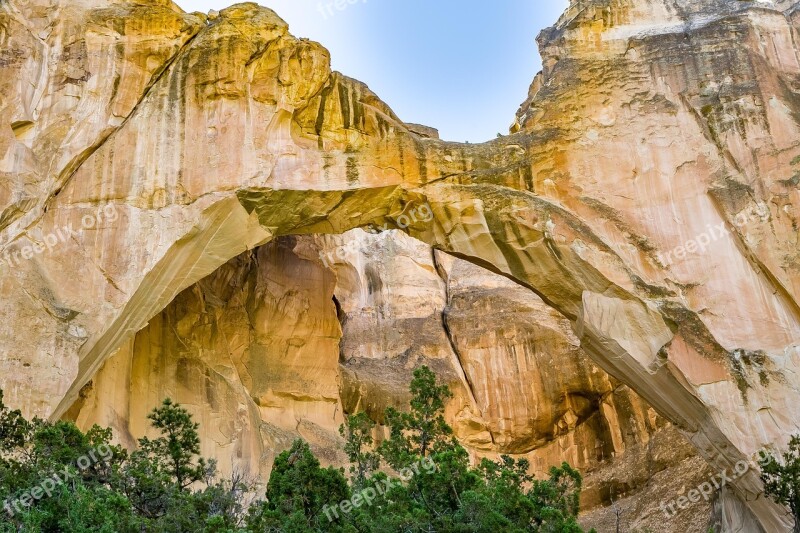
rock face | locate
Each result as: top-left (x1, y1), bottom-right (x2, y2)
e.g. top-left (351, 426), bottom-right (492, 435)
top-left (69, 230), bottom-right (715, 531)
top-left (1, 0), bottom-right (799, 530)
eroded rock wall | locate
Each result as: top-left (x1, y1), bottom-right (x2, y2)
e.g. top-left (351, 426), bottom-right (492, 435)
top-left (70, 230), bottom-right (713, 530)
top-left (1, 0), bottom-right (799, 530)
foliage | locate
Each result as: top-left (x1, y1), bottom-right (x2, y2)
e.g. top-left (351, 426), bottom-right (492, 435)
top-left (0, 395), bottom-right (250, 532)
top-left (0, 390), bottom-right (33, 451)
top-left (760, 434), bottom-right (800, 532)
top-left (378, 365), bottom-right (458, 471)
top-left (0, 365), bottom-right (590, 532)
top-left (338, 365), bottom-right (589, 532)
top-left (246, 440), bottom-right (350, 532)
top-left (339, 412), bottom-right (379, 489)
top-left (141, 398), bottom-right (208, 489)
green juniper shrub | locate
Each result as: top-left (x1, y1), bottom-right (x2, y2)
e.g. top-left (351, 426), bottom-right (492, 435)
top-left (337, 366), bottom-right (590, 532)
top-left (1, 367), bottom-right (591, 532)
top-left (0, 395), bottom-right (250, 533)
top-left (760, 435), bottom-right (800, 533)
top-left (339, 412), bottom-right (380, 490)
top-left (245, 439), bottom-right (351, 532)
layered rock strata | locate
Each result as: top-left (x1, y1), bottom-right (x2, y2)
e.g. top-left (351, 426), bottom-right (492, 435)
top-left (70, 230), bottom-right (715, 531)
top-left (1, 0), bottom-right (799, 529)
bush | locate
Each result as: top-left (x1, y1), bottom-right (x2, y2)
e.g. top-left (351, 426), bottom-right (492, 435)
top-left (0, 367), bottom-right (590, 532)
top-left (760, 435), bottom-right (800, 533)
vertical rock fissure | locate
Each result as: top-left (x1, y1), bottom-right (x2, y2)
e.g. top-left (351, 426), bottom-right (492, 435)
top-left (431, 248), bottom-right (493, 446)
top-left (707, 192), bottom-right (800, 326)
top-left (678, 93), bottom-right (745, 175)
top-left (332, 294), bottom-right (347, 364)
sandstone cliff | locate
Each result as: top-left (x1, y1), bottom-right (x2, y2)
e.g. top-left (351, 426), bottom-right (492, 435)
top-left (1, 0), bottom-right (799, 530)
top-left (66, 230), bottom-right (715, 531)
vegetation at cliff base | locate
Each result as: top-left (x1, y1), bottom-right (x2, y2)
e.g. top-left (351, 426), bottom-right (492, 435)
top-left (0, 367), bottom-right (590, 532)
top-left (760, 435), bottom-right (800, 533)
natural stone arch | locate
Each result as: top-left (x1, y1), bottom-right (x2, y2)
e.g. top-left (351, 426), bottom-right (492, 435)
top-left (47, 174), bottom-right (787, 530)
top-left (2, 1), bottom-right (799, 530)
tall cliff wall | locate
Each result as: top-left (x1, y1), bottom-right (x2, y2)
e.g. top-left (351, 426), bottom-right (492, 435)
top-left (67, 230), bottom-right (714, 531)
top-left (1, 0), bottom-right (799, 530)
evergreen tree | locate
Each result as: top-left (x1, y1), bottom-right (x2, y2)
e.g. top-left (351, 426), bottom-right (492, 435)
top-left (351, 367), bottom-right (589, 532)
top-left (379, 366), bottom-right (457, 471)
top-left (760, 435), bottom-right (800, 532)
top-left (117, 399), bottom-right (253, 531)
top-left (141, 398), bottom-right (207, 489)
top-left (119, 398), bottom-right (211, 524)
top-left (0, 390), bottom-right (33, 451)
top-left (529, 462), bottom-right (584, 532)
top-left (1, 393), bottom-right (249, 532)
top-left (246, 439), bottom-right (351, 532)
top-left (0, 395), bottom-right (131, 532)
top-left (0, 374), bottom-right (590, 533)
top-left (339, 412), bottom-right (380, 489)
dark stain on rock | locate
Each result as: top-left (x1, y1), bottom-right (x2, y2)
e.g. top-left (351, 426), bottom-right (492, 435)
top-left (413, 138), bottom-right (428, 183)
top-left (64, 71), bottom-right (92, 85)
top-left (315, 81), bottom-right (334, 138)
top-left (353, 85), bottom-right (365, 131)
top-left (522, 162), bottom-right (534, 192)
top-left (376, 114), bottom-right (390, 139)
top-left (322, 153), bottom-right (333, 182)
top-left (346, 156), bottom-right (359, 184)
top-left (779, 173), bottom-right (800, 188)
top-left (337, 82), bottom-right (351, 129)
top-left (398, 138), bottom-right (406, 176)
top-left (204, 368), bottom-right (218, 409)
top-left (734, 349), bottom-right (770, 389)
top-left (110, 73), bottom-right (121, 103)
top-left (709, 177), bottom-right (755, 214)
top-left (365, 264), bottom-right (382, 296)
top-left (658, 302), bottom-right (731, 369)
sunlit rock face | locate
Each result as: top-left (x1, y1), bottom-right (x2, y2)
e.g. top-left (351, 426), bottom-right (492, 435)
top-left (70, 230), bottom-right (715, 531)
top-left (0, 0), bottom-right (207, 415)
top-left (68, 239), bottom-right (349, 479)
top-left (1, 0), bottom-right (799, 530)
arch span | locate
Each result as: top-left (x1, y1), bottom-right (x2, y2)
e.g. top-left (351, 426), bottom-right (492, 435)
top-left (2, 1), bottom-right (799, 530)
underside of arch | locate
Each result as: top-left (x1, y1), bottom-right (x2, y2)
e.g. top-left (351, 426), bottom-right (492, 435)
top-left (1, 1), bottom-right (799, 530)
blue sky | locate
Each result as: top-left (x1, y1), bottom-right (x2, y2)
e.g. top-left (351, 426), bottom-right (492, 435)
top-left (175, 1), bottom-right (568, 142)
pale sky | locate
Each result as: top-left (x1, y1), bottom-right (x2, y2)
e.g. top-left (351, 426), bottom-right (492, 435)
top-left (174, 1), bottom-right (569, 142)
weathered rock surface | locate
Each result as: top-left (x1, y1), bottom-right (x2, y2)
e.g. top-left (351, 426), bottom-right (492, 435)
top-left (70, 229), bottom-right (715, 531)
top-left (1, 0), bottom-right (799, 530)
